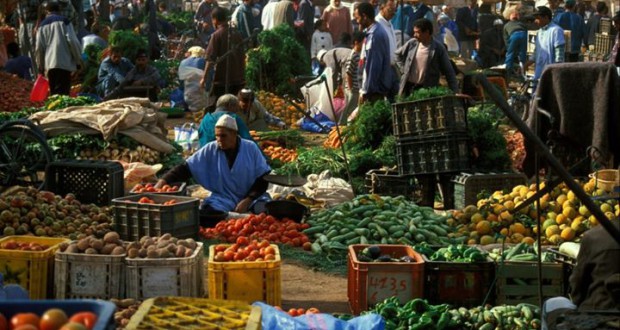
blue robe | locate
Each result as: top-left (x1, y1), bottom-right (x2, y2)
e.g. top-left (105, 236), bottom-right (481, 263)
top-left (186, 139), bottom-right (271, 212)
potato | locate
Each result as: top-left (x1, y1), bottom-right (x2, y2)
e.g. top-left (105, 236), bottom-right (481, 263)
top-left (84, 248), bottom-right (98, 255)
top-left (166, 244), bottom-right (177, 253)
top-left (175, 245), bottom-right (186, 258)
top-left (90, 239), bottom-right (104, 251)
top-left (76, 238), bottom-right (90, 252)
top-left (185, 238), bottom-right (197, 250)
top-left (160, 233), bottom-right (172, 241)
top-left (146, 249), bottom-right (160, 258)
top-left (111, 246), bottom-right (126, 255)
top-left (58, 242), bottom-right (69, 252)
top-left (104, 231), bottom-right (120, 244)
top-left (127, 248), bottom-right (139, 258)
top-left (138, 248), bottom-right (147, 258)
top-left (158, 248), bottom-right (172, 258)
top-left (66, 244), bottom-right (79, 254)
top-left (156, 240), bottom-right (169, 249)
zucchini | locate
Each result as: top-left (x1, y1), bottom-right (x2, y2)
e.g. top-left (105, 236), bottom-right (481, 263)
top-left (346, 236), bottom-right (361, 245)
top-left (302, 226), bottom-right (324, 235)
top-left (354, 228), bottom-right (370, 236)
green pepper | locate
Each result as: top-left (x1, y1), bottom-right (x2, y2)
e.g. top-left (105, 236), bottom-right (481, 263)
top-left (436, 312), bottom-right (451, 330)
top-left (404, 298), bottom-right (429, 314)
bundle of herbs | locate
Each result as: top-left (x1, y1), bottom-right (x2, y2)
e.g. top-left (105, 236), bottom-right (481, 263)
top-left (467, 105), bottom-right (511, 171)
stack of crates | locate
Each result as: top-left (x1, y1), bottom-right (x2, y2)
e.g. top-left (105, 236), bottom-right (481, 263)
top-left (392, 96), bottom-right (471, 177)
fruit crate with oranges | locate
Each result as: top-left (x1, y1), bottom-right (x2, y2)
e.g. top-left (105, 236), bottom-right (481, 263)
top-left (112, 194), bottom-right (200, 241)
top-left (348, 244), bottom-right (424, 315)
top-left (208, 244), bottom-right (282, 306)
top-left (126, 242), bottom-right (204, 300)
top-left (45, 159), bottom-right (125, 206)
top-left (129, 182), bottom-right (187, 196)
top-left (54, 249), bottom-right (126, 300)
top-left (0, 236), bottom-right (70, 299)
top-left (0, 299), bottom-right (116, 330)
top-left (126, 297), bottom-right (262, 330)
top-left (452, 172), bottom-right (528, 210)
top-left (495, 260), bottom-right (565, 305)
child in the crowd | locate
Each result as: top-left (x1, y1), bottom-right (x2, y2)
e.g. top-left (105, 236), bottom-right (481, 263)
top-left (311, 19), bottom-right (333, 75)
top-left (341, 31), bottom-right (365, 124)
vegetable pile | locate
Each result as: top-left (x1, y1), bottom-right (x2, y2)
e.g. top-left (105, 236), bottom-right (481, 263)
top-left (304, 195), bottom-right (460, 255)
top-left (131, 183), bottom-right (181, 194)
top-left (263, 145), bottom-right (298, 163)
top-left (356, 245), bottom-right (418, 263)
top-left (414, 244), bottom-right (489, 262)
top-left (111, 298), bottom-right (141, 329)
top-left (126, 234), bottom-right (199, 259)
top-left (44, 95), bottom-right (97, 110)
top-left (0, 72), bottom-right (44, 113)
top-left (3, 308), bottom-right (98, 330)
top-left (211, 239), bottom-right (278, 262)
top-left (199, 213), bottom-right (311, 248)
top-left (0, 187), bottom-right (112, 240)
top-left (365, 297), bottom-right (541, 330)
top-left (58, 232), bottom-right (126, 256)
top-left (486, 242), bottom-right (555, 262)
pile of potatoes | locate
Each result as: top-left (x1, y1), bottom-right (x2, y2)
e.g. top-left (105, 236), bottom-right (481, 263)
top-left (59, 232), bottom-right (126, 255)
top-left (126, 233), bottom-right (198, 259)
top-left (111, 298), bottom-right (141, 329)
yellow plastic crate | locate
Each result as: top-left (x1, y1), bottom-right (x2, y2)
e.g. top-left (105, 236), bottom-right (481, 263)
top-left (126, 296), bottom-right (262, 330)
top-left (208, 244), bottom-right (281, 306)
top-left (0, 236), bottom-right (69, 299)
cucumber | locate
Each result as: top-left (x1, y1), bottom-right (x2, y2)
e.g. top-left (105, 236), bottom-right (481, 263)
top-left (325, 229), bottom-right (340, 239)
top-left (311, 242), bottom-right (322, 254)
top-left (388, 225), bottom-right (404, 234)
top-left (358, 217), bottom-right (372, 228)
top-left (302, 226), bottom-right (324, 235)
top-left (346, 236), bottom-right (361, 245)
top-left (391, 230), bottom-right (405, 238)
top-left (354, 228), bottom-right (370, 236)
top-left (360, 236), bottom-right (369, 245)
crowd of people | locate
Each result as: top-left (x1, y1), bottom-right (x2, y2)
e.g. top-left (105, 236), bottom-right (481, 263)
top-left (1, 0), bottom-right (619, 108)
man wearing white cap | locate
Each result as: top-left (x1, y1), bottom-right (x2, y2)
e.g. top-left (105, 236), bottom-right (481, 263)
top-left (156, 114), bottom-right (271, 216)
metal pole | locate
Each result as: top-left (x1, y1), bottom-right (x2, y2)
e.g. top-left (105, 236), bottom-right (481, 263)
top-left (322, 79), bottom-right (354, 193)
top-left (399, 0), bottom-right (404, 46)
top-left (474, 74), bottom-right (620, 246)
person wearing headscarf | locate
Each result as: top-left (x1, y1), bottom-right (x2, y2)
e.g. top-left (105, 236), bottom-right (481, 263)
top-left (321, 0), bottom-right (353, 43)
top-left (157, 113), bottom-right (271, 216)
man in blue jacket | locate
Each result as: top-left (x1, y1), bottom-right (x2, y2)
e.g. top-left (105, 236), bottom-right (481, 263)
top-left (553, 0), bottom-right (584, 62)
top-left (355, 2), bottom-right (393, 104)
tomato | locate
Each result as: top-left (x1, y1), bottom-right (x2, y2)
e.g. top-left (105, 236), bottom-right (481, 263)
top-left (13, 325), bottom-right (38, 330)
top-left (214, 245), bottom-right (227, 253)
top-left (0, 313), bottom-right (7, 330)
top-left (287, 308), bottom-right (298, 317)
top-left (59, 322), bottom-right (88, 330)
top-left (306, 307), bottom-right (320, 314)
top-left (223, 251), bottom-right (234, 261)
top-left (10, 313), bottom-right (40, 330)
top-left (265, 254), bottom-right (276, 261)
top-left (296, 308), bottom-right (305, 315)
top-left (236, 236), bottom-right (249, 246)
top-left (40, 308), bottom-right (68, 330)
top-left (213, 252), bottom-right (226, 262)
top-left (68, 312), bottom-right (97, 330)
top-left (264, 246), bottom-right (276, 255)
top-left (302, 242), bottom-right (312, 251)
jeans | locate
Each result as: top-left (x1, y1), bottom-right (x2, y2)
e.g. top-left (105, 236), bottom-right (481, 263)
top-left (505, 30), bottom-right (528, 72)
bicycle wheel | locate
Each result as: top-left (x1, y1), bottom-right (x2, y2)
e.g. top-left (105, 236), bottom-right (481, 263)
top-left (0, 124), bottom-right (53, 189)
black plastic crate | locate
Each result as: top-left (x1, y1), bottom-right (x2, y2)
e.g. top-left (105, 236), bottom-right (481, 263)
top-left (112, 193), bottom-right (200, 241)
top-left (364, 169), bottom-right (416, 199)
top-left (392, 96), bottom-right (467, 138)
top-left (45, 160), bottom-right (124, 206)
top-left (421, 249), bottom-right (496, 307)
top-left (452, 172), bottom-right (528, 209)
top-left (396, 133), bottom-right (471, 176)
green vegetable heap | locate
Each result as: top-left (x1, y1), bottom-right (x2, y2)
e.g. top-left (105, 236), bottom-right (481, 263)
top-left (304, 195), bottom-right (461, 255)
top-left (366, 297), bottom-right (542, 330)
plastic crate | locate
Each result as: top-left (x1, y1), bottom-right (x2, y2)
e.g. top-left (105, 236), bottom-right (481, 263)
top-left (452, 172), bottom-right (528, 209)
top-left (208, 244), bottom-right (281, 306)
top-left (599, 18), bottom-right (612, 34)
top-left (128, 182), bottom-right (187, 196)
top-left (594, 33), bottom-right (614, 55)
top-left (126, 242), bottom-right (204, 300)
top-left (54, 250), bottom-right (125, 300)
top-left (112, 193), bottom-right (200, 241)
top-left (396, 133), bottom-right (470, 176)
top-left (364, 169), bottom-right (416, 198)
top-left (0, 299), bottom-right (116, 330)
top-left (392, 96), bottom-right (467, 138)
top-left (126, 297), bottom-right (262, 330)
top-left (0, 236), bottom-right (69, 299)
top-left (495, 260), bottom-right (565, 305)
top-left (348, 244), bottom-right (424, 315)
top-left (420, 247), bottom-right (495, 307)
top-left (45, 160), bottom-right (124, 206)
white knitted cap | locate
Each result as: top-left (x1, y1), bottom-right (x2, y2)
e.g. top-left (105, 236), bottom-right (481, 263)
top-left (215, 114), bottom-right (238, 131)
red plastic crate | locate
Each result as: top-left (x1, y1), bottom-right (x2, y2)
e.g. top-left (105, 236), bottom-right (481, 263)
top-left (347, 244), bottom-right (424, 315)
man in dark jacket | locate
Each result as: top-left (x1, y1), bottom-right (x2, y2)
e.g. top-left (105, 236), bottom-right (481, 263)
top-left (395, 18), bottom-right (458, 96)
top-left (455, 0), bottom-right (478, 59)
top-left (297, 0), bottom-right (315, 51)
top-left (542, 219), bottom-right (620, 329)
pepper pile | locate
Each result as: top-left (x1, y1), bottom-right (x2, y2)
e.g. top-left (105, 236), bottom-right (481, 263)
top-left (365, 297), bottom-right (541, 330)
top-left (414, 244), bottom-right (489, 262)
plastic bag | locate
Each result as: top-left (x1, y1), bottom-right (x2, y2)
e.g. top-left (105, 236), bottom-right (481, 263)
top-left (174, 123), bottom-right (200, 152)
top-left (307, 170), bottom-right (354, 207)
top-left (31, 74), bottom-right (49, 102)
top-left (300, 111), bottom-right (335, 133)
top-left (120, 161), bottom-right (163, 191)
top-left (178, 66), bottom-right (208, 112)
top-left (254, 302), bottom-right (385, 330)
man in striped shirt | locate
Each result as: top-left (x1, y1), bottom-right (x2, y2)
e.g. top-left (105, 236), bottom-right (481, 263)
top-left (342, 31), bottom-right (365, 124)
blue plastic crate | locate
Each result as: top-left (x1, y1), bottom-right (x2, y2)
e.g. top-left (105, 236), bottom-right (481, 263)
top-left (0, 299), bottom-right (116, 330)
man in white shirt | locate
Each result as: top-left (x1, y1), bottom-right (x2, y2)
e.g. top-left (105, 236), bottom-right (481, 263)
top-left (375, 0), bottom-right (399, 100)
top-left (262, 0), bottom-right (280, 30)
